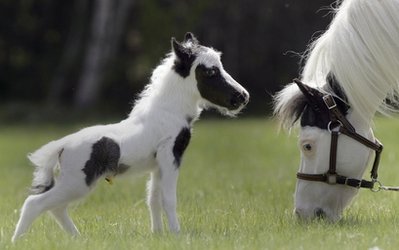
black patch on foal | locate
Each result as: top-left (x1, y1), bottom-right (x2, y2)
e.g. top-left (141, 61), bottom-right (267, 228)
top-left (171, 39), bottom-right (197, 78)
top-left (31, 179), bottom-right (55, 195)
top-left (173, 52), bottom-right (196, 78)
top-left (195, 64), bottom-right (244, 110)
top-left (173, 127), bottom-right (191, 167)
top-left (82, 137), bottom-right (121, 186)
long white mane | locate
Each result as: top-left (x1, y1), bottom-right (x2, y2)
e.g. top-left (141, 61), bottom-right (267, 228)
top-left (275, 0), bottom-right (399, 127)
top-left (304, 0), bottom-right (399, 121)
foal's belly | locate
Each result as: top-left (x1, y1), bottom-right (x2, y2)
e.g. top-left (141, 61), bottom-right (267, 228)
top-left (118, 155), bottom-right (158, 177)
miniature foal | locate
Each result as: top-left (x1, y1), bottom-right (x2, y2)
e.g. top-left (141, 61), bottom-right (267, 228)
top-left (12, 32), bottom-right (249, 241)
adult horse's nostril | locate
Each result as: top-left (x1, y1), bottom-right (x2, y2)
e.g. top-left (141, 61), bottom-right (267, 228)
top-left (314, 208), bottom-right (326, 219)
top-left (294, 208), bottom-right (306, 220)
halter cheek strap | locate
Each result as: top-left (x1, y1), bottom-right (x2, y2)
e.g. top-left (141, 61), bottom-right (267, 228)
top-left (294, 79), bottom-right (384, 190)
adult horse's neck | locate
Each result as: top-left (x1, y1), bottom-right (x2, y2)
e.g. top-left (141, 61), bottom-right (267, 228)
top-left (301, 0), bottom-right (399, 127)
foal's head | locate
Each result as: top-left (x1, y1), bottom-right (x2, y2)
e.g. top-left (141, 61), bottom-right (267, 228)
top-left (171, 32), bottom-right (249, 116)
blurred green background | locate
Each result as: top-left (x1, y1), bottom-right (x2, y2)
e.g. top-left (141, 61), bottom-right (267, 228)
top-left (0, 0), bottom-right (334, 122)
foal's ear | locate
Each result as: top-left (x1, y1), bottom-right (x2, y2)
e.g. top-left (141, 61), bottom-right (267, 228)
top-left (171, 37), bottom-right (191, 60)
top-left (184, 32), bottom-right (199, 44)
top-left (171, 37), bottom-right (196, 77)
top-left (171, 38), bottom-right (183, 55)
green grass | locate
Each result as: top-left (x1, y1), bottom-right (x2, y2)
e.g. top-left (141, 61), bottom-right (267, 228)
top-left (1, 118), bottom-right (399, 249)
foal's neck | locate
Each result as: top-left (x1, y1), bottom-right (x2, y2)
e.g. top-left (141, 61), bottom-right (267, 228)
top-left (129, 70), bottom-right (202, 124)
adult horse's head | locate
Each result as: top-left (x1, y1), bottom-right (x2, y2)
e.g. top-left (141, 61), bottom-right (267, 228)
top-left (275, 76), bottom-right (382, 221)
top-left (274, 0), bottom-right (399, 221)
top-left (171, 32), bottom-right (249, 116)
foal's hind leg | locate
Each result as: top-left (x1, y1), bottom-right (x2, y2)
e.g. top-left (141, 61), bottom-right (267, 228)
top-left (50, 205), bottom-right (80, 236)
top-left (12, 182), bottom-right (89, 242)
top-left (147, 170), bottom-right (163, 232)
top-left (12, 194), bottom-right (46, 242)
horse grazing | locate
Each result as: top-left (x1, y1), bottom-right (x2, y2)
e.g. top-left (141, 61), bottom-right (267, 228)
top-left (12, 32), bottom-right (249, 241)
top-left (274, 0), bottom-right (399, 221)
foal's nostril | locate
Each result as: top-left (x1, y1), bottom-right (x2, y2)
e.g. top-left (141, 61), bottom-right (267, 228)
top-left (230, 98), bottom-right (239, 108)
top-left (230, 95), bottom-right (242, 108)
top-left (242, 90), bottom-right (249, 99)
top-left (314, 208), bottom-right (326, 219)
top-left (230, 92), bottom-right (247, 108)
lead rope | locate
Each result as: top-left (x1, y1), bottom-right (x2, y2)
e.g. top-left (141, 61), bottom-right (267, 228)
top-left (372, 181), bottom-right (399, 192)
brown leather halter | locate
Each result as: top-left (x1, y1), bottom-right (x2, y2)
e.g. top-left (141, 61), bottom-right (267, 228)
top-left (294, 79), bottom-right (384, 190)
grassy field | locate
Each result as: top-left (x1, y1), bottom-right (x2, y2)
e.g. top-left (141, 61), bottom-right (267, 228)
top-left (1, 118), bottom-right (399, 249)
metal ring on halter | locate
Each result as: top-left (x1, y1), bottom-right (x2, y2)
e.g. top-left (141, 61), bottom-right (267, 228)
top-left (327, 120), bottom-right (343, 134)
top-left (371, 180), bottom-right (382, 192)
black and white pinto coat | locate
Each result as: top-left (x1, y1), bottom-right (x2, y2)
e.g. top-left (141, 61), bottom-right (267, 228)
top-left (12, 33), bottom-right (249, 241)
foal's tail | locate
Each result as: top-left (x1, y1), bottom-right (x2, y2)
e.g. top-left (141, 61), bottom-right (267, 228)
top-left (28, 139), bottom-right (66, 194)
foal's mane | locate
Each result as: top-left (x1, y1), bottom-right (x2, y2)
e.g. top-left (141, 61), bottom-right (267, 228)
top-left (275, 0), bottom-right (399, 129)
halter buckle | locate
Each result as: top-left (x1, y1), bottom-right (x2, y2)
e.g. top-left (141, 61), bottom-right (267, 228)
top-left (323, 95), bottom-right (337, 110)
top-left (326, 173), bottom-right (337, 184)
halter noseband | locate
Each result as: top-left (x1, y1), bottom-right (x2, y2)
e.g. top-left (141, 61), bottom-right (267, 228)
top-left (294, 79), bottom-right (384, 190)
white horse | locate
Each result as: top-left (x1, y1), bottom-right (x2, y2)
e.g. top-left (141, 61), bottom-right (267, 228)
top-left (12, 32), bottom-right (249, 241)
top-left (274, 0), bottom-right (399, 221)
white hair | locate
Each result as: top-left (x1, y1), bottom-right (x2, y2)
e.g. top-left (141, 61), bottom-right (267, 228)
top-left (12, 33), bottom-right (249, 242)
top-left (273, 0), bottom-right (399, 222)
top-left (301, 0), bottom-right (399, 123)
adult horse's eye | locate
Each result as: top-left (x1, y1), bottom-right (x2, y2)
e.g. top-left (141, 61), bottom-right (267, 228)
top-left (303, 143), bottom-right (312, 151)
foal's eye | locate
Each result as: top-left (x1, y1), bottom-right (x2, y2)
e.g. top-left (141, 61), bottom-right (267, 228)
top-left (303, 143), bottom-right (312, 151)
top-left (206, 68), bottom-right (217, 77)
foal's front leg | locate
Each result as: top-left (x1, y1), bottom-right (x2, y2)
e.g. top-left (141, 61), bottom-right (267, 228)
top-left (160, 167), bottom-right (180, 233)
top-left (156, 144), bottom-right (180, 233)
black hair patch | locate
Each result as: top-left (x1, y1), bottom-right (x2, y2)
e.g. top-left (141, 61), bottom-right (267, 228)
top-left (300, 104), bottom-right (332, 129)
top-left (82, 137), bottom-right (120, 186)
top-left (173, 56), bottom-right (196, 78)
top-left (171, 38), bottom-right (197, 78)
top-left (30, 179), bottom-right (55, 195)
top-left (300, 75), bottom-right (350, 130)
top-left (326, 73), bottom-right (348, 103)
top-left (195, 64), bottom-right (239, 109)
top-left (173, 127), bottom-right (191, 167)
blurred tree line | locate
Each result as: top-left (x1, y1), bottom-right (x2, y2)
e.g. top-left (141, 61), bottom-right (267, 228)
top-left (0, 0), bottom-right (334, 121)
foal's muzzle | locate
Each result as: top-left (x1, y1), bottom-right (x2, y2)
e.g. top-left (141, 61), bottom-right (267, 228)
top-left (229, 90), bottom-right (249, 110)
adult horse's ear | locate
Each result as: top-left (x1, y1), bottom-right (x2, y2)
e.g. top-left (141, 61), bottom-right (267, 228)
top-left (294, 79), bottom-right (320, 100)
top-left (184, 32), bottom-right (199, 44)
top-left (293, 79), bottom-right (323, 112)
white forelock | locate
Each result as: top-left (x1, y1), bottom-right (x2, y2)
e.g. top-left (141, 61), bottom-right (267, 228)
top-left (301, 0), bottom-right (399, 124)
top-left (273, 83), bottom-right (304, 130)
